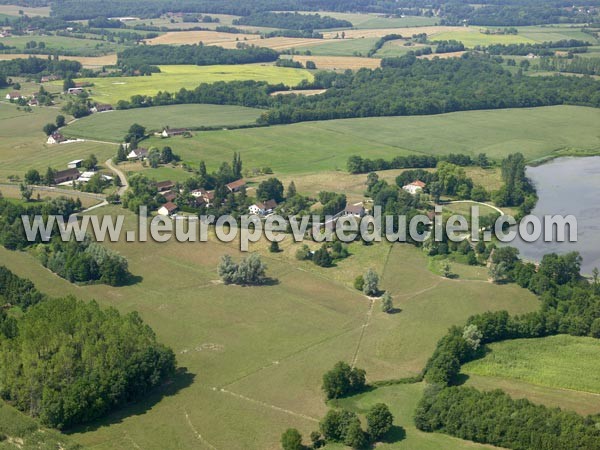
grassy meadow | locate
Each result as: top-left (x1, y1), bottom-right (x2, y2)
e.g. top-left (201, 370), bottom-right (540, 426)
top-left (0, 35), bottom-right (126, 56)
top-left (63, 104), bottom-right (264, 140)
top-left (46, 64), bottom-right (313, 104)
top-left (0, 103), bottom-right (117, 182)
top-left (134, 106), bottom-right (600, 175)
top-left (294, 37), bottom-right (381, 56)
top-left (463, 335), bottom-right (600, 394)
top-left (0, 203), bottom-right (542, 449)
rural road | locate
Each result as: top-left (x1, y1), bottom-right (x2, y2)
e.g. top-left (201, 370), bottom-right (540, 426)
top-left (105, 158), bottom-right (128, 196)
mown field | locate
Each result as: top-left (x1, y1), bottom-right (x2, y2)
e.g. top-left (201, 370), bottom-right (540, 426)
top-left (312, 12), bottom-right (439, 29)
top-left (463, 335), bottom-right (600, 394)
top-left (293, 37), bottom-right (381, 56)
top-left (135, 106), bottom-right (600, 175)
top-left (46, 64), bottom-right (313, 104)
top-left (0, 208), bottom-right (541, 449)
top-left (0, 4), bottom-right (50, 16)
top-left (63, 104), bottom-right (264, 140)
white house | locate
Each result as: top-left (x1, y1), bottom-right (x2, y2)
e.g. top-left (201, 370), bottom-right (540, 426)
top-left (249, 199), bottom-right (277, 216)
top-left (402, 180), bottom-right (426, 195)
top-left (343, 203), bottom-right (366, 217)
top-left (127, 148), bottom-right (149, 160)
top-left (157, 202), bottom-right (178, 217)
top-left (5, 91), bottom-right (23, 101)
top-left (47, 132), bottom-right (66, 145)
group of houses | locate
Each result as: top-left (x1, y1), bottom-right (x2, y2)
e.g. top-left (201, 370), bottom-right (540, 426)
top-left (312, 203), bottom-right (367, 235)
top-left (53, 160), bottom-right (112, 186)
top-left (5, 91), bottom-right (41, 107)
top-left (157, 179), bottom-right (248, 217)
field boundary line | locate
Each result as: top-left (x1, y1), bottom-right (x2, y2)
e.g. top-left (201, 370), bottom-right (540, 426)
top-left (218, 388), bottom-right (319, 423)
top-left (184, 409), bottom-right (218, 450)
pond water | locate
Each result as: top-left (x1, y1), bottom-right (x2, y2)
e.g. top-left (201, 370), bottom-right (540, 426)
top-left (509, 157), bottom-right (600, 275)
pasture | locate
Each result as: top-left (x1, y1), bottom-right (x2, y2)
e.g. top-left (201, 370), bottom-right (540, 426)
top-left (0, 35), bottom-right (125, 57)
top-left (63, 104), bottom-right (264, 140)
top-left (0, 53), bottom-right (118, 68)
top-left (137, 106), bottom-right (600, 175)
top-left (0, 103), bottom-right (117, 181)
top-left (433, 29), bottom-right (535, 48)
top-left (46, 64), bottom-right (313, 104)
top-left (319, 12), bottom-right (439, 29)
top-left (293, 37), bottom-right (381, 56)
top-left (0, 4), bottom-right (50, 16)
top-left (0, 206), bottom-right (540, 449)
top-left (463, 335), bottom-right (600, 394)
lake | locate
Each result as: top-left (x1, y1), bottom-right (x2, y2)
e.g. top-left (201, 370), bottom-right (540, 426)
top-left (510, 156), bottom-right (600, 275)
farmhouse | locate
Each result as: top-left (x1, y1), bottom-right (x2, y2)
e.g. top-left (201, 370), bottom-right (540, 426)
top-left (226, 179), bottom-right (246, 193)
top-left (40, 75), bottom-right (60, 83)
top-left (249, 199), bottom-right (277, 216)
top-left (53, 168), bottom-right (81, 185)
top-left (92, 104), bottom-right (113, 113)
top-left (162, 190), bottom-right (177, 202)
top-left (68, 159), bottom-right (83, 169)
top-left (5, 91), bottom-right (23, 101)
top-left (67, 87), bottom-right (84, 95)
top-left (402, 180), bottom-right (426, 195)
top-left (157, 202), bottom-right (178, 217)
top-left (47, 132), bottom-right (66, 145)
top-left (161, 127), bottom-right (189, 137)
top-left (344, 204), bottom-right (366, 217)
top-left (156, 180), bottom-right (175, 192)
top-left (127, 148), bottom-right (149, 160)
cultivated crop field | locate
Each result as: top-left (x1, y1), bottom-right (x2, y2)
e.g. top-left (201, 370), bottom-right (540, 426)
top-left (63, 104), bottom-right (264, 140)
top-left (46, 64), bottom-right (313, 104)
top-left (293, 37), bottom-right (381, 56)
top-left (137, 106), bottom-right (600, 175)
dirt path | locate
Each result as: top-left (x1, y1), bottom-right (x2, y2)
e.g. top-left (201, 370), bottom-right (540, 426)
top-left (105, 158), bottom-right (128, 196)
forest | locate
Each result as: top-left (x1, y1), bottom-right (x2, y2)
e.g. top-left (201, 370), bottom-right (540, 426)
top-left (232, 12), bottom-right (351, 31)
top-left (116, 44), bottom-right (279, 67)
top-left (0, 57), bottom-right (82, 79)
top-left (0, 276), bottom-right (176, 429)
top-left (482, 40), bottom-right (591, 56)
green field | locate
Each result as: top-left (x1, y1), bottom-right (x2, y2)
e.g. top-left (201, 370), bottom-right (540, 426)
top-left (47, 64), bottom-right (313, 104)
top-left (304, 12), bottom-right (438, 29)
top-left (137, 106), bottom-right (600, 175)
top-left (433, 30), bottom-right (535, 48)
top-left (434, 25), bottom-right (600, 49)
top-left (295, 37), bottom-right (381, 56)
top-left (0, 210), bottom-right (540, 449)
top-left (0, 103), bottom-right (117, 181)
top-left (463, 335), bottom-right (600, 394)
top-left (63, 104), bottom-right (264, 140)
top-left (0, 35), bottom-right (126, 56)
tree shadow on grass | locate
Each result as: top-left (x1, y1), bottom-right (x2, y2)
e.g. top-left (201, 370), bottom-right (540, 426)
top-left (386, 307), bottom-right (403, 315)
top-left (118, 274), bottom-right (143, 287)
top-left (381, 425), bottom-right (407, 444)
top-left (64, 367), bottom-right (195, 434)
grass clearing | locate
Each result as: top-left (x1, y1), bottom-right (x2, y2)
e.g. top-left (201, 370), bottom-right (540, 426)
top-left (63, 104), bottom-right (264, 140)
top-left (46, 64), bottom-right (313, 104)
top-left (137, 106), bottom-right (600, 175)
top-left (463, 335), bottom-right (600, 394)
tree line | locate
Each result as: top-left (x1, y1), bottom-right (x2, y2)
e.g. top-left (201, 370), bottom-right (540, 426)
top-left (347, 153), bottom-right (488, 175)
top-left (415, 386), bottom-right (600, 450)
top-left (117, 44), bottom-right (279, 67)
top-left (0, 271), bottom-right (176, 429)
top-left (482, 39), bottom-right (590, 56)
top-left (232, 12), bottom-right (351, 31)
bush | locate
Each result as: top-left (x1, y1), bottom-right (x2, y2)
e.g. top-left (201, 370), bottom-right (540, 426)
top-left (280, 428), bottom-right (303, 450)
top-left (218, 254), bottom-right (268, 285)
top-left (381, 292), bottom-right (393, 313)
top-left (295, 244), bottom-right (312, 261)
top-left (363, 269), bottom-right (379, 296)
top-left (354, 275), bottom-right (364, 291)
